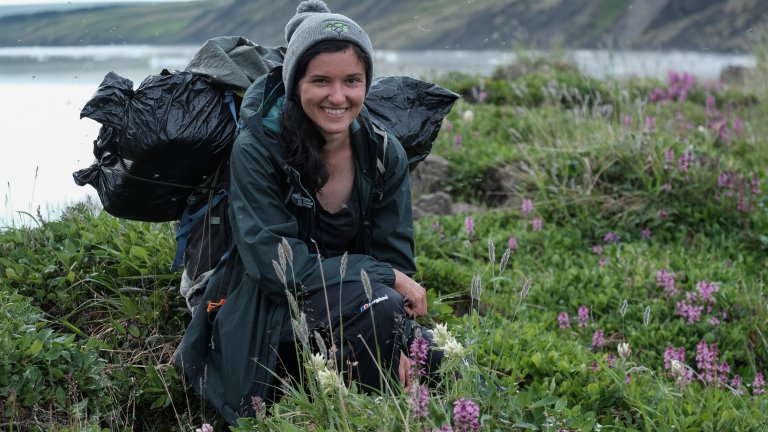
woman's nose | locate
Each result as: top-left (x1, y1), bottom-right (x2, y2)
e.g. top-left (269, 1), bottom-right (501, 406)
top-left (327, 82), bottom-right (345, 104)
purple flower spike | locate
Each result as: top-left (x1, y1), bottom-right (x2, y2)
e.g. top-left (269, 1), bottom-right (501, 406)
top-left (453, 398), bottom-right (481, 432)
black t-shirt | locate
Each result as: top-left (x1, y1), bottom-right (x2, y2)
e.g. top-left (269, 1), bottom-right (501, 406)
top-left (313, 182), bottom-right (361, 258)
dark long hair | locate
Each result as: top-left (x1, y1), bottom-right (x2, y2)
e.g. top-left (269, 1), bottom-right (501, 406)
top-left (280, 40), bottom-right (371, 194)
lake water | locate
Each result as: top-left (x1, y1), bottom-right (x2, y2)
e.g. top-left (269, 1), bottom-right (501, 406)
top-left (0, 45), bottom-right (757, 227)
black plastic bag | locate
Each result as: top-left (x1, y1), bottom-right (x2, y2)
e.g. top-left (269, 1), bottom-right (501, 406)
top-left (366, 76), bottom-right (459, 170)
top-left (74, 70), bottom-right (236, 221)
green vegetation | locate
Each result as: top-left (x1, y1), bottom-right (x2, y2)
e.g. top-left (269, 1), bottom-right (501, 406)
top-left (2, 50), bottom-right (768, 430)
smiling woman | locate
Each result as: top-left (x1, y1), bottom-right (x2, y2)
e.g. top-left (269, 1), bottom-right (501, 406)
top-left (173, 0), bottom-right (443, 424)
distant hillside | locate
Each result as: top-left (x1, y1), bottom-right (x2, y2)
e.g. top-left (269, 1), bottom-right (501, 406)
top-left (0, 0), bottom-right (765, 52)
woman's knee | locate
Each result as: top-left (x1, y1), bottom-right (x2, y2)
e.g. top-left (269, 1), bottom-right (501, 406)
top-left (368, 284), bottom-right (404, 317)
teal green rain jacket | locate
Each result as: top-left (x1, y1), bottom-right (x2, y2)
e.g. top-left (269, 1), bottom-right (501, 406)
top-left (175, 66), bottom-right (416, 423)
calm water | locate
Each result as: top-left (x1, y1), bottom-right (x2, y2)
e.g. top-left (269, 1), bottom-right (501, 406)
top-left (0, 45), bottom-right (757, 227)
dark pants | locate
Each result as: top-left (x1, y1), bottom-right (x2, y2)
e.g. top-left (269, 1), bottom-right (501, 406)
top-left (277, 281), bottom-right (405, 394)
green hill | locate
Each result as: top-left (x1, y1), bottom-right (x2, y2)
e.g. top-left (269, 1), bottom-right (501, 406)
top-left (0, 0), bottom-right (765, 52)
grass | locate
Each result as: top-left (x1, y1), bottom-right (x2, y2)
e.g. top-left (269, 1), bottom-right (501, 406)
top-left (1, 48), bottom-right (768, 430)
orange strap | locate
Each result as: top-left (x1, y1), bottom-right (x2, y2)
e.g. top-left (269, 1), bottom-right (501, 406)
top-left (206, 299), bottom-right (227, 313)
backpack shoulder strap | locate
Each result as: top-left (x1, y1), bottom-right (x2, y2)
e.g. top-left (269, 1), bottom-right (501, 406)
top-left (171, 189), bottom-right (228, 272)
top-left (373, 123), bottom-right (388, 176)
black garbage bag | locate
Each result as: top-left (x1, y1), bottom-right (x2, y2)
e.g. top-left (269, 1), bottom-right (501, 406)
top-left (74, 70), bottom-right (236, 221)
top-left (366, 75), bottom-right (459, 170)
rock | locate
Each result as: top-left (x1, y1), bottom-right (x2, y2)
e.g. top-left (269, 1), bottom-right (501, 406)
top-left (412, 192), bottom-right (453, 219)
top-left (484, 164), bottom-right (519, 206)
top-left (410, 154), bottom-right (451, 196)
top-left (451, 202), bottom-right (483, 214)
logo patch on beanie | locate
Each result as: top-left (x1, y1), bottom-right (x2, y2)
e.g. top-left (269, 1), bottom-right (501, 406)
top-left (325, 21), bottom-right (350, 36)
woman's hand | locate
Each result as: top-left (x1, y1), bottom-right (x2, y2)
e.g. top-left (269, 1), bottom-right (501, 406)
top-left (399, 351), bottom-right (411, 390)
top-left (393, 269), bottom-right (428, 318)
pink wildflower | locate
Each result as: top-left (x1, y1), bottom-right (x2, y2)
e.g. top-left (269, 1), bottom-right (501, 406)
top-left (557, 312), bottom-right (571, 329)
top-left (658, 210), bottom-right (668, 219)
top-left (718, 172), bottom-right (733, 188)
top-left (649, 87), bottom-right (667, 103)
top-left (251, 396), bottom-right (264, 415)
top-left (443, 119), bottom-right (453, 132)
top-left (675, 300), bottom-right (704, 324)
top-left (696, 340), bottom-right (729, 385)
top-left (662, 183), bottom-right (672, 191)
top-left (738, 191), bottom-right (748, 213)
top-left (730, 375), bottom-right (742, 392)
top-left (453, 134), bottom-right (462, 150)
top-left (603, 232), bottom-right (620, 243)
top-left (753, 372), bottom-right (766, 395)
top-left (625, 373), bottom-right (632, 385)
top-left (664, 148), bottom-right (675, 168)
top-left (464, 216), bottom-right (474, 235)
top-left (599, 257), bottom-right (608, 266)
top-left (705, 94), bottom-right (717, 115)
top-left (521, 198), bottom-right (533, 216)
top-left (751, 174), bottom-right (760, 194)
top-left (578, 305), bottom-right (589, 328)
top-left (592, 245), bottom-right (603, 255)
top-left (709, 317), bottom-right (720, 326)
top-left (732, 117), bottom-right (743, 135)
top-left (663, 346), bottom-right (686, 370)
top-left (696, 280), bottom-right (719, 303)
top-left (409, 337), bottom-right (429, 378)
top-left (641, 228), bottom-right (651, 239)
top-left (591, 361), bottom-right (599, 372)
top-left (645, 116), bottom-right (656, 132)
top-left (664, 345), bottom-right (693, 384)
top-left (622, 114), bottom-right (632, 127)
top-left (718, 122), bottom-right (729, 142)
top-left (453, 398), bottom-right (481, 432)
top-left (411, 384), bottom-right (429, 419)
top-left (531, 218), bottom-right (542, 232)
top-left (607, 353), bottom-right (615, 368)
top-left (656, 269), bottom-right (678, 297)
top-left (678, 152), bottom-right (693, 172)
top-left (592, 330), bottom-right (605, 349)
top-left (507, 236), bottom-right (518, 251)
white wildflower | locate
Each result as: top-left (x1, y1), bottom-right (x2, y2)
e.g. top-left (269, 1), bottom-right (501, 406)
top-left (442, 338), bottom-right (466, 360)
top-left (306, 352), bottom-right (326, 371)
top-left (617, 342), bottom-right (631, 360)
top-left (462, 109), bottom-right (474, 123)
top-left (670, 359), bottom-right (686, 380)
top-left (432, 323), bottom-right (452, 346)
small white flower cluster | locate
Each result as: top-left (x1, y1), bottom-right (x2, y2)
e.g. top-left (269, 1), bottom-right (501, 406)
top-left (617, 342), bottom-right (631, 360)
top-left (433, 323), bottom-right (466, 360)
top-left (306, 352), bottom-right (346, 395)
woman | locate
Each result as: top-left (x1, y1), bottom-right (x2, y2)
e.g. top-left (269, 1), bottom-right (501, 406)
top-left (176, 0), bottom-right (428, 423)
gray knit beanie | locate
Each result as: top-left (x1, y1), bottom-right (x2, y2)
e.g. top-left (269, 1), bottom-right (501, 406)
top-left (283, 0), bottom-right (374, 100)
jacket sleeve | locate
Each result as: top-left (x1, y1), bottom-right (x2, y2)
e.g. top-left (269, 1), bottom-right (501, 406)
top-left (228, 129), bottom-right (396, 305)
top-left (368, 131), bottom-right (417, 276)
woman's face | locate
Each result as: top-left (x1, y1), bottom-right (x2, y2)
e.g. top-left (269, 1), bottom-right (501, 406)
top-left (298, 48), bottom-right (366, 141)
